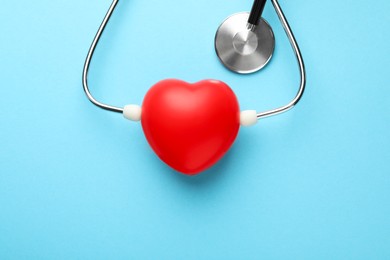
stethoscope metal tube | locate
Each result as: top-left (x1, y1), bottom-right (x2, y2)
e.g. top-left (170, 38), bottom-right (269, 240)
top-left (82, 0), bottom-right (122, 114)
top-left (257, 0), bottom-right (306, 119)
top-left (82, 0), bottom-right (306, 119)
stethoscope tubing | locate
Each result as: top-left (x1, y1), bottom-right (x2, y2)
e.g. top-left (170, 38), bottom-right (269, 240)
top-left (82, 0), bottom-right (306, 120)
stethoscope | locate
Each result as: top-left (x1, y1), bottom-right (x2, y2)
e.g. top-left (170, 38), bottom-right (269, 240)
top-left (82, 0), bottom-right (306, 175)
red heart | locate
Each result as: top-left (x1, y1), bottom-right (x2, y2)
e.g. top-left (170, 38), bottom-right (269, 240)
top-left (141, 79), bottom-right (240, 175)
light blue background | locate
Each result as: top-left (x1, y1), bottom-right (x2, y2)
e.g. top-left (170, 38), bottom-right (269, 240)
top-left (1, 0), bottom-right (389, 259)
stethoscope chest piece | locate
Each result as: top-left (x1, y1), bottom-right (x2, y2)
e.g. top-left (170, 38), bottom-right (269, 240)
top-left (215, 12), bottom-right (275, 74)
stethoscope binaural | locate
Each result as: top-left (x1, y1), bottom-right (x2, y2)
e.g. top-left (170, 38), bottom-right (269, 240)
top-left (82, 0), bottom-right (306, 175)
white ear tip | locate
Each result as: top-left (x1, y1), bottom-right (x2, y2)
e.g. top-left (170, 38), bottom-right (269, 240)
top-left (123, 104), bottom-right (142, 122)
top-left (240, 110), bottom-right (258, 127)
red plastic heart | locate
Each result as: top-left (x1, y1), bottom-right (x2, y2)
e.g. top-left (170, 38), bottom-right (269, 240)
top-left (141, 79), bottom-right (240, 175)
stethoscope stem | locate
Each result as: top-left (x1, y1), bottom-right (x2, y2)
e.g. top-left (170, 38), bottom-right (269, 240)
top-left (248, 0), bottom-right (267, 28)
top-left (82, 0), bottom-right (306, 120)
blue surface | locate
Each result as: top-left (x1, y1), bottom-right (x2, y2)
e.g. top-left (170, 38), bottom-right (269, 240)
top-left (1, 0), bottom-right (389, 259)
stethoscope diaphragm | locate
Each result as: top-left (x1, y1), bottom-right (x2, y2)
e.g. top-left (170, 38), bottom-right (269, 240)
top-left (215, 12), bottom-right (275, 74)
